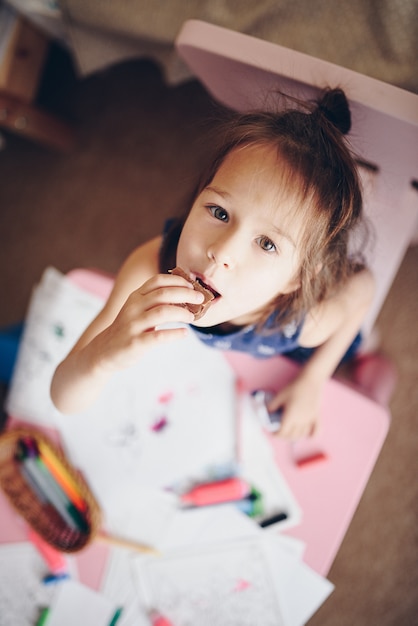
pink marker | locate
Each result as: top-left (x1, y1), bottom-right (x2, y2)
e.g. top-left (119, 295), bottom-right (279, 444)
top-left (234, 578), bottom-right (251, 592)
top-left (26, 527), bottom-right (67, 573)
top-left (149, 610), bottom-right (174, 626)
top-left (180, 478), bottom-right (249, 507)
top-left (157, 391), bottom-right (174, 404)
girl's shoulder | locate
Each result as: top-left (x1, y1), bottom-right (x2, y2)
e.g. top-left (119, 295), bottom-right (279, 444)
top-left (298, 269), bottom-right (375, 348)
top-left (122, 236), bottom-right (162, 280)
top-left (103, 236), bottom-right (162, 313)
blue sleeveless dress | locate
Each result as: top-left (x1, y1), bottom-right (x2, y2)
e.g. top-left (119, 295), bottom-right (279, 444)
top-left (190, 315), bottom-right (304, 359)
top-left (191, 316), bottom-right (362, 364)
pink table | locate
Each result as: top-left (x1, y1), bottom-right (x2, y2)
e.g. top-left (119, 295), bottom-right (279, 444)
top-left (225, 351), bottom-right (390, 575)
top-left (0, 269), bottom-right (390, 583)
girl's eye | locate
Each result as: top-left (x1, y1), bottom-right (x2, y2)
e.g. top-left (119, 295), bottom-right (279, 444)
top-left (256, 236), bottom-right (277, 253)
top-left (208, 205), bottom-right (229, 222)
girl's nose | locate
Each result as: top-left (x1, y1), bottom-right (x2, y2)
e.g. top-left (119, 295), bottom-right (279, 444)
top-left (207, 235), bottom-right (237, 269)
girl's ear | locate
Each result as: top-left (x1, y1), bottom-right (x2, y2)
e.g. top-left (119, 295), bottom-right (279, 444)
top-left (315, 261), bottom-right (323, 275)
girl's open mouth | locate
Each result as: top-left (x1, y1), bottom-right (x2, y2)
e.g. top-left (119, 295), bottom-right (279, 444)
top-left (196, 277), bottom-right (221, 299)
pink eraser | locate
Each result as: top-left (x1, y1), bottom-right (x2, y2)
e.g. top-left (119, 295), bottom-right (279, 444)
top-left (26, 527), bottom-right (67, 573)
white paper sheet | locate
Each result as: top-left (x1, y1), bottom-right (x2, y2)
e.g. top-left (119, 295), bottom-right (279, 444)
top-left (45, 580), bottom-right (121, 626)
top-left (6, 267), bottom-right (104, 426)
top-left (101, 548), bottom-right (149, 626)
top-left (0, 541), bottom-right (78, 626)
top-left (261, 534), bottom-right (334, 626)
top-left (60, 330), bottom-right (238, 490)
top-left (158, 505), bottom-right (261, 551)
top-left (0, 542), bottom-right (54, 626)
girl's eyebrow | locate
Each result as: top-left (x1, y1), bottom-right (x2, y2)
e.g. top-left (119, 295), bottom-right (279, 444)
top-left (204, 185), bottom-right (232, 200)
top-left (271, 226), bottom-right (296, 248)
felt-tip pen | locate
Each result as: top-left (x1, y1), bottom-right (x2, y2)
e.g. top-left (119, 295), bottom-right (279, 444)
top-left (180, 478), bottom-right (250, 507)
top-left (20, 456), bottom-right (79, 530)
top-left (109, 607), bottom-right (124, 626)
top-left (35, 608), bottom-right (50, 626)
top-left (26, 527), bottom-right (68, 574)
top-left (42, 572), bottom-right (70, 585)
top-left (148, 609), bottom-right (174, 626)
top-left (36, 439), bottom-right (88, 513)
top-left (259, 511), bottom-right (288, 528)
top-left (295, 451), bottom-right (328, 467)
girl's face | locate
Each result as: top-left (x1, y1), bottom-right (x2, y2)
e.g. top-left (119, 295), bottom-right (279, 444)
top-left (176, 144), bottom-right (306, 328)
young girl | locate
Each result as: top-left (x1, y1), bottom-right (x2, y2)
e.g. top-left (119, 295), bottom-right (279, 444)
top-left (51, 88), bottom-right (374, 439)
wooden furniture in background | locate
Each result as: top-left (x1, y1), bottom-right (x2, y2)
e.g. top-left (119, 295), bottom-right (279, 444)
top-left (0, 14), bottom-right (74, 151)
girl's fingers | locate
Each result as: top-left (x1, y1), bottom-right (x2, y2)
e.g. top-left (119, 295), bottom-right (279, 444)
top-left (137, 303), bottom-right (196, 330)
top-left (280, 417), bottom-right (317, 440)
top-left (266, 392), bottom-right (284, 414)
top-left (102, 273), bottom-right (208, 370)
top-left (136, 325), bottom-right (189, 347)
top-left (116, 275), bottom-right (206, 330)
top-left (134, 285), bottom-right (205, 311)
top-left (137, 274), bottom-right (205, 304)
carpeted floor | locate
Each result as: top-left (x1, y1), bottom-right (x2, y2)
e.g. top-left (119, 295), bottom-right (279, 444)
top-left (0, 44), bottom-right (417, 625)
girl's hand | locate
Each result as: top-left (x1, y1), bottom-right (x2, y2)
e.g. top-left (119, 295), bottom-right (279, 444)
top-left (267, 375), bottom-right (325, 440)
top-left (92, 273), bottom-right (205, 372)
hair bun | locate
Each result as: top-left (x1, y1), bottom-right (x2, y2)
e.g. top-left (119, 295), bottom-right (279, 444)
top-left (317, 88), bottom-right (351, 135)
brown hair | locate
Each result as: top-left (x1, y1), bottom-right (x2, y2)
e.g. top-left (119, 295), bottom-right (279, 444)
top-left (160, 88), bottom-right (366, 330)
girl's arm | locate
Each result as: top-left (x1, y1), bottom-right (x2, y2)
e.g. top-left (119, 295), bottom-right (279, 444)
top-left (50, 237), bottom-right (204, 414)
top-left (270, 268), bottom-right (375, 439)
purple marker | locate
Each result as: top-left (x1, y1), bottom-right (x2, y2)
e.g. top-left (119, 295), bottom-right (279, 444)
top-left (151, 417), bottom-right (168, 432)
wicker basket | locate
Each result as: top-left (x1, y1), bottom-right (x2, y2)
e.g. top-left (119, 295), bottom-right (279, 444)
top-left (0, 427), bottom-right (102, 552)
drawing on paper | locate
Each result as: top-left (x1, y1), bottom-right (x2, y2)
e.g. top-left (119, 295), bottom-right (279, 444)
top-left (134, 539), bottom-right (284, 626)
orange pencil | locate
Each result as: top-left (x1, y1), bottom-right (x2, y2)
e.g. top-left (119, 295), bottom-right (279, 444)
top-left (36, 440), bottom-right (87, 513)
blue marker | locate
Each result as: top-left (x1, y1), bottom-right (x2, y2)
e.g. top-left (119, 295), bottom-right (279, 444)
top-left (235, 488), bottom-right (264, 517)
top-left (42, 572), bottom-right (70, 585)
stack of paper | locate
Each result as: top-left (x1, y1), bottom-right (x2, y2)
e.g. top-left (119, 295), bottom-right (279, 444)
top-left (101, 508), bottom-right (333, 626)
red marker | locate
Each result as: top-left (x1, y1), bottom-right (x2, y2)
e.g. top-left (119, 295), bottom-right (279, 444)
top-left (295, 451), bottom-right (328, 467)
top-left (180, 478), bottom-right (250, 507)
top-left (149, 610), bottom-right (174, 626)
